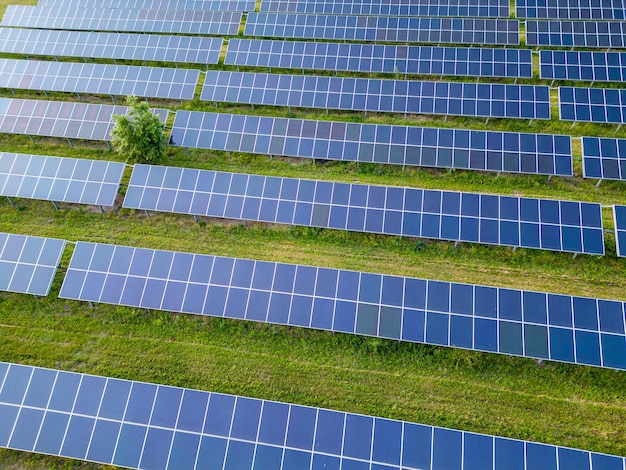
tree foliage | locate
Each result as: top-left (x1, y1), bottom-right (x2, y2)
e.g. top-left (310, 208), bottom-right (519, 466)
top-left (111, 96), bottom-right (166, 164)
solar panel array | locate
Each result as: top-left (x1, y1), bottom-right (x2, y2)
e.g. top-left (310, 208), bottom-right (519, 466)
top-left (170, 111), bottom-right (573, 176)
top-left (614, 205), bottom-right (626, 258)
top-left (0, 6), bottom-right (242, 35)
top-left (259, 0), bottom-right (511, 17)
top-left (0, 59), bottom-right (199, 101)
top-left (0, 98), bottom-right (169, 142)
top-left (2, 363), bottom-right (625, 470)
top-left (0, 153), bottom-right (125, 207)
top-left (225, 40), bottom-right (533, 79)
top-left (244, 14), bottom-right (520, 45)
top-left (559, 87), bottom-right (626, 124)
top-left (0, 233), bottom-right (66, 296)
top-left (516, 0), bottom-right (626, 19)
top-left (123, 165), bottom-right (603, 255)
top-left (0, 28), bottom-right (223, 65)
top-left (526, 20), bottom-right (626, 48)
top-left (582, 137), bottom-right (626, 181)
top-left (38, 0), bottom-right (255, 10)
top-left (540, 51), bottom-right (626, 83)
top-left (201, 72), bottom-right (551, 120)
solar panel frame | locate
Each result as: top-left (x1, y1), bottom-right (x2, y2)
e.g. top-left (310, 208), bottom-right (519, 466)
top-left (559, 87), bottom-right (626, 124)
top-left (581, 137), bottom-right (626, 180)
top-left (540, 50), bottom-right (626, 83)
top-left (170, 111), bottom-right (573, 176)
top-left (0, 28), bottom-right (223, 65)
top-left (0, 233), bottom-right (66, 296)
top-left (614, 205), bottom-right (626, 258)
top-left (526, 20), bottom-right (626, 48)
top-left (517, 0), bottom-right (626, 20)
top-left (38, 0), bottom-right (255, 10)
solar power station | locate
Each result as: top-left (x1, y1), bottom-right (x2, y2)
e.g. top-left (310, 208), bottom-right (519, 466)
top-left (201, 72), bottom-right (551, 120)
top-left (582, 137), bottom-right (626, 181)
top-left (37, 0), bottom-right (256, 10)
top-left (225, 40), bottom-right (533, 78)
top-left (0, 59), bottom-right (200, 101)
top-left (0, 98), bottom-right (168, 142)
top-left (526, 20), bottom-right (626, 47)
top-left (516, 0), bottom-right (626, 19)
top-left (540, 51), bottom-right (626, 83)
top-left (559, 87), bottom-right (626, 124)
top-left (122, 165), bottom-right (603, 255)
top-left (614, 205), bottom-right (626, 258)
top-left (2, 363), bottom-right (625, 470)
top-left (0, 28), bottom-right (223, 65)
top-left (0, 153), bottom-right (125, 207)
top-left (170, 111), bottom-right (573, 176)
top-left (0, 233), bottom-right (66, 296)
top-left (243, 14), bottom-right (520, 45)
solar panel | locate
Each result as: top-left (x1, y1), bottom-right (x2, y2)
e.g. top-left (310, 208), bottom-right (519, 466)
top-left (0, 28), bottom-right (223, 65)
top-left (0, 98), bottom-right (169, 142)
top-left (170, 111), bottom-right (573, 176)
top-left (0, 233), bottom-right (66, 296)
top-left (540, 51), bottom-right (626, 83)
top-left (200, 72), bottom-right (551, 120)
top-left (581, 137), bottom-right (626, 180)
top-left (0, 6), bottom-right (242, 35)
top-left (559, 87), bottom-right (626, 124)
top-left (60, 241), bottom-right (623, 368)
top-left (244, 14), bottom-right (519, 45)
top-left (517, 0), bottom-right (626, 19)
top-left (614, 205), bottom-right (626, 258)
top-left (123, 165), bottom-right (604, 255)
top-left (526, 20), bottom-right (626, 48)
top-left (225, 40), bottom-right (533, 79)
top-left (260, 0), bottom-right (511, 17)
top-left (0, 59), bottom-right (199, 101)
top-left (0, 153), bottom-right (125, 207)
top-left (2, 363), bottom-right (625, 470)
top-left (38, 0), bottom-right (255, 10)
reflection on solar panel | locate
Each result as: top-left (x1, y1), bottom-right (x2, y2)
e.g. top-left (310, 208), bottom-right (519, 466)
top-left (0, 6), bottom-right (242, 35)
top-left (244, 14), bottom-right (519, 45)
top-left (0, 98), bottom-right (169, 142)
top-left (0, 233), bottom-right (66, 296)
top-left (38, 0), bottom-right (255, 10)
top-left (582, 137), bottom-right (626, 180)
top-left (260, 0), bottom-right (510, 16)
top-left (526, 20), bottom-right (626, 47)
top-left (614, 205), bottom-right (626, 258)
top-left (559, 87), bottom-right (626, 124)
top-left (123, 165), bottom-right (604, 254)
top-left (517, 0), bottom-right (626, 19)
top-left (0, 59), bottom-right (199, 101)
top-left (201, 72), bottom-right (551, 120)
top-left (0, 153), bottom-right (125, 207)
top-left (2, 363), bottom-right (625, 470)
top-left (225, 40), bottom-right (533, 78)
top-left (540, 51), bottom-right (626, 83)
top-left (60, 241), bottom-right (623, 368)
top-left (170, 111), bottom-right (573, 176)
top-left (0, 28), bottom-right (223, 65)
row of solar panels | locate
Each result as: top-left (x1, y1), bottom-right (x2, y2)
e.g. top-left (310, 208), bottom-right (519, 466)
top-left (2, 230), bottom-right (625, 369)
top-left (2, 362), bottom-right (624, 470)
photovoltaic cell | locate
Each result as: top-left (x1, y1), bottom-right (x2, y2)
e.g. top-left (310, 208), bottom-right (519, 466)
top-left (0, 28), bottom-right (223, 65)
top-left (200, 71), bottom-right (551, 120)
top-left (60, 241), bottom-right (623, 368)
top-left (0, 59), bottom-right (199, 101)
top-left (38, 0), bottom-right (255, 10)
top-left (225, 39), bottom-right (533, 78)
top-left (559, 87), bottom-right (626, 124)
top-left (581, 137), bottom-right (626, 180)
top-left (2, 363), bottom-right (625, 470)
top-left (0, 98), bottom-right (169, 141)
top-left (0, 233), bottom-right (66, 296)
top-left (614, 205), bottom-right (626, 257)
top-left (123, 165), bottom-right (603, 254)
top-left (540, 51), bottom-right (626, 83)
top-left (244, 14), bottom-right (519, 45)
top-left (517, 0), bottom-right (626, 19)
top-left (0, 153), bottom-right (125, 207)
top-left (526, 20), bottom-right (626, 48)
top-left (170, 111), bottom-right (573, 176)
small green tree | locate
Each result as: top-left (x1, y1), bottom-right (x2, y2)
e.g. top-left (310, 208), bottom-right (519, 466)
top-left (111, 96), bottom-right (166, 164)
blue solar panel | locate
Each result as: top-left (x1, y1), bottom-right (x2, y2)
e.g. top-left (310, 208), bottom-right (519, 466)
top-left (170, 111), bottom-right (573, 176)
top-left (0, 153), bottom-right (125, 207)
top-left (60, 241), bottom-right (624, 368)
top-left (614, 205), bottom-right (626, 258)
top-left (540, 51), bottom-right (626, 83)
top-left (38, 0), bottom-right (255, 9)
top-left (244, 14), bottom-right (520, 45)
top-left (559, 87), bottom-right (626, 124)
top-left (526, 20), bottom-right (626, 47)
top-left (517, 0), bottom-right (626, 19)
top-left (0, 6), bottom-right (242, 35)
top-left (123, 165), bottom-right (603, 255)
top-left (0, 59), bottom-right (199, 100)
top-left (2, 363), bottom-right (624, 470)
top-left (225, 40), bottom-right (533, 78)
top-left (0, 28), bottom-right (223, 65)
top-left (0, 233), bottom-right (66, 296)
top-left (200, 72), bottom-right (551, 120)
top-left (581, 137), bottom-right (626, 180)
